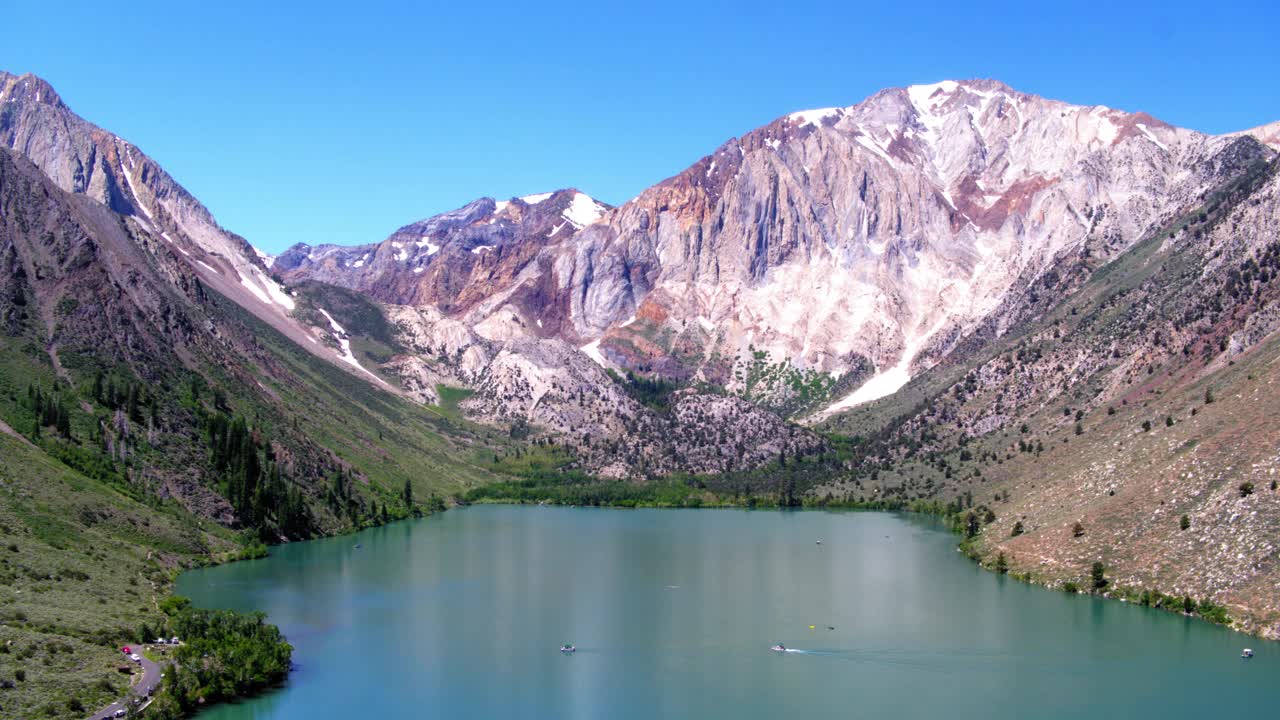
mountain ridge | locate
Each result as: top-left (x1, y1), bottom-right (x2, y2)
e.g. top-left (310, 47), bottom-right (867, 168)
top-left (277, 77), bottom-right (1276, 416)
top-left (4, 69), bottom-right (1280, 652)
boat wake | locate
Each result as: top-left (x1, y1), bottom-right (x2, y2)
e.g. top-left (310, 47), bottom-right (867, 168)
top-left (771, 647), bottom-right (986, 673)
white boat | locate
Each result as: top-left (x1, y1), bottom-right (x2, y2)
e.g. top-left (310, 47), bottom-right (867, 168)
top-left (770, 644), bottom-right (786, 652)
top-left (560, 644), bottom-right (576, 654)
top-left (1242, 648), bottom-right (1254, 659)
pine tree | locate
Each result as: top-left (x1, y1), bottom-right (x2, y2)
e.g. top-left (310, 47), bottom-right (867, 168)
top-left (55, 402), bottom-right (71, 439)
top-left (1091, 561), bottom-right (1108, 589)
top-left (402, 479), bottom-right (414, 511)
top-left (127, 384), bottom-right (141, 423)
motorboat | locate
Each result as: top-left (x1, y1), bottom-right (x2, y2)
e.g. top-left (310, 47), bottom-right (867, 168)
top-left (1242, 648), bottom-right (1254, 659)
top-left (770, 644), bottom-right (787, 652)
top-left (560, 644), bottom-right (576, 654)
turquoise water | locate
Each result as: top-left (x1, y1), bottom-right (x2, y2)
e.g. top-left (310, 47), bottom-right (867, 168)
top-left (177, 506), bottom-right (1277, 719)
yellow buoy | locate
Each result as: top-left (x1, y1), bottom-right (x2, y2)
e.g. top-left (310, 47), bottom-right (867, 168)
top-left (809, 625), bottom-right (815, 629)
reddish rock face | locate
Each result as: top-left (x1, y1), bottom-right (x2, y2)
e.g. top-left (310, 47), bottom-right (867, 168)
top-left (280, 79), bottom-right (1259, 413)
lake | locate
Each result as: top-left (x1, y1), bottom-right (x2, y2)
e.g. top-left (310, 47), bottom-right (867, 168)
top-left (177, 505), bottom-right (1276, 719)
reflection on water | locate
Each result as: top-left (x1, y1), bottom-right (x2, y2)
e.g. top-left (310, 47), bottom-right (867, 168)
top-left (179, 507), bottom-right (1278, 719)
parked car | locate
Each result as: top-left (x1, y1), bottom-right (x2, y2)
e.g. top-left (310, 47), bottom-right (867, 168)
top-left (130, 653), bottom-right (142, 663)
top-left (113, 709), bottom-right (128, 718)
top-left (121, 646), bottom-right (131, 655)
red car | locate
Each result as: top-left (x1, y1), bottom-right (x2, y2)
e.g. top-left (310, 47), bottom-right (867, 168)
top-left (121, 646), bottom-right (131, 655)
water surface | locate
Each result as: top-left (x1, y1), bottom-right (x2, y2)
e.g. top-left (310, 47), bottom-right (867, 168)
top-left (178, 506), bottom-right (1276, 718)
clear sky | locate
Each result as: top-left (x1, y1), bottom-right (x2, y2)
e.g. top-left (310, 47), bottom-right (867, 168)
top-left (5, 1), bottom-right (1278, 253)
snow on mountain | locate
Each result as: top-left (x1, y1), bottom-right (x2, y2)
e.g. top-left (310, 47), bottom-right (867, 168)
top-left (271, 79), bottom-right (1272, 419)
top-left (549, 78), bottom-right (1249, 415)
top-left (562, 191), bottom-right (608, 228)
top-left (0, 71), bottom-right (365, 379)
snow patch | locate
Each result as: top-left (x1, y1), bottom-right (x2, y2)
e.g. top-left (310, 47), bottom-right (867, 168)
top-left (118, 147), bottom-right (155, 224)
top-left (580, 338), bottom-right (607, 366)
top-left (855, 135), bottom-right (895, 166)
top-left (239, 274), bottom-right (272, 304)
top-left (562, 192), bottom-right (606, 228)
top-left (520, 192), bottom-right (553, 205)
top-left (788, 107), bottom-right (841, 127)
top-left (906, 81), bottom-right (959, 116)
top-left (317, 308), bottom-right (385, 383)
top-left (258, 270), bottom-right (296, 311)
top-left (823, 318), bottom-right (948, 413)
top-left (1088, 106), bottom-right (1119, 146)
top-left (236, 268), bottom-right (296, 311)
top-left (416, 238), bottom-right (441, 255)
top-left (252, 246), bottom-right (276, 268)
top-left (1136, 123), bottom-right (1169, 151)
top-left (413, 266), bottom-right (425, 274)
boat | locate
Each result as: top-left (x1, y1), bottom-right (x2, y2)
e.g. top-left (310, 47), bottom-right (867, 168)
top-left (1242, 648), bottom-right (1254, 659)
top-left (770, 644), bottom-right (786, 652)
top-left (560, 644), bottom-right (576, 654)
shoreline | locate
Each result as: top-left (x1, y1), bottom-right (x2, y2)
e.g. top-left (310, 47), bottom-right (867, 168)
top-left (460, 495), bottom-right (1267, 639)
top-left (163, 494), bottom-right (1268, 717)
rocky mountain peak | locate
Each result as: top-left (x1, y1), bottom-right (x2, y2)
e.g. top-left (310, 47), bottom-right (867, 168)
top-left (1233, 119), bottom-right (1280, 151)
top-left (0, 72), bottom-right (64, 109)
top-left (274, 78), bottom-right (1268, 419)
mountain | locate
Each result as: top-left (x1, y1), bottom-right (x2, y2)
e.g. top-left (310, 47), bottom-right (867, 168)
top-left (0, 72), bottom-right (528, 538)
top-left (274, 80), bottom-right (1280, 430)
top-left (3, 65), bottom-right (1280, 700)
top-left (0, 72), bottom-right (540, 718)
top-left (283, 80), bottom-right (1265, 418)
top-left (272, 79), bottom-right (1280, 635)
top-left (0, 71), bottom-right (375, 379)
top-left (820, 141), bottom-right (1280, 636)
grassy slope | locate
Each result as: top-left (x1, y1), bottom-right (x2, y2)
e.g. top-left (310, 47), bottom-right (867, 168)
top-left (0, 430), bottom-right (232, 720)
top-left (0, 276), bottom-right (523, 717)
top-left (218, 291), bottom-right (504, 501)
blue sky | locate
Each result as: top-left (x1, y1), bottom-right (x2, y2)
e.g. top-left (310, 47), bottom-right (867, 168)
top-left (5, 1), bottom-right (1278, 253)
